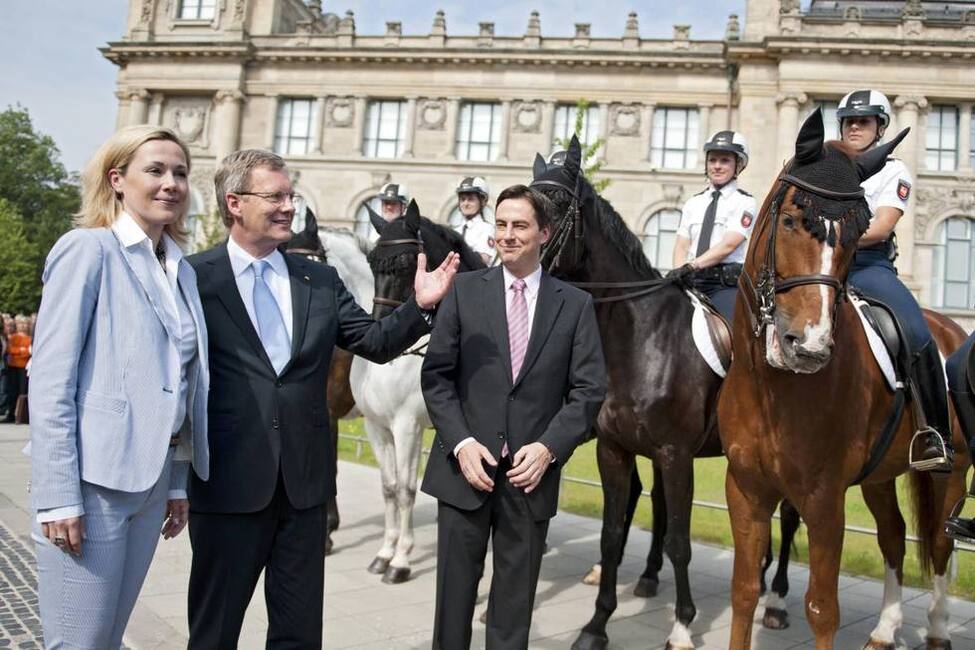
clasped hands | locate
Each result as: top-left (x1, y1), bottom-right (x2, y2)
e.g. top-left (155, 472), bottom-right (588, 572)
top-left (456, 441), bottom-right (553, 494)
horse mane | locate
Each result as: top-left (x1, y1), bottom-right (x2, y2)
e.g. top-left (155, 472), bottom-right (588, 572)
top-left (419, 216), bottom-right (486, 272)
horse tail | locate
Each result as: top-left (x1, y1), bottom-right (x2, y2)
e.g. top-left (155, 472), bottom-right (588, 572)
top-left (908, 470), bottom-right (938, 577)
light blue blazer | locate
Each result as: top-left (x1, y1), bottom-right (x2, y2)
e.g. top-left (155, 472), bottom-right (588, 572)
top-left (28, 226), bottom-right (210, 512)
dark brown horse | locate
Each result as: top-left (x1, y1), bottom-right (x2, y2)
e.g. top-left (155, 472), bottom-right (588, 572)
top-left (719, 109), bottom-right (970, 649)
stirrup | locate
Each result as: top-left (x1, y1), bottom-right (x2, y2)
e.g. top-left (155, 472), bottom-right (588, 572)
top-left (944, 494), bottom-right (975, 544)
top-left (908, 428), bottom-right (953, 473)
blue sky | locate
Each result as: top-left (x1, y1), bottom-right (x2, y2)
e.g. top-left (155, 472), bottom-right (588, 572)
top-left (0, 1), bottom-right (753, 173)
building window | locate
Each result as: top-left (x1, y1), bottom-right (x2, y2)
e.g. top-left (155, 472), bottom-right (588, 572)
top-left (178, 0), bottom-right (216, 20)
top-left (932, 217), bottom-right (975, 309)
top-left (355, 198), bottom-right (382, 241)
top-left (970, 112), bottom-right (975, 169)
top-left (811, 100), bottom-right (840, 142)
top-left (650, 108), bottom-right (699, 170)
top-left (456, 102), bottom-right (502, 162)
top-left (642, 209), bottom-right (682, 272)
top-left (363, 100), bottom-right (408, 158)
top-left (926, 105), bottom-right (959, 172)
top-left (274, 98), bottom-right (316, 156)
top-left (553, 103), bottom-right (601, 152)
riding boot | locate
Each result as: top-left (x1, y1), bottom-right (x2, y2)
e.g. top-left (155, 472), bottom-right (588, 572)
top-left (945, 388), bottom-right (975, 543)
top-left (908, 341), bottom-right (955, 473)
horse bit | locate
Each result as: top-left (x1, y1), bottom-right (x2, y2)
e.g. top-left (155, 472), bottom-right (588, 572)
top-left (739, 173), bottom-right (863, 339)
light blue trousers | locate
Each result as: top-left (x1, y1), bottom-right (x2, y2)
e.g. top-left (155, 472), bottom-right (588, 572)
top-left (32, 450), bottom-right (173, 650)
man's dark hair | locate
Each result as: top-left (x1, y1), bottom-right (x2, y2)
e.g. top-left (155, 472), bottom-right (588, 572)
top-left (496, 184), bottom-right (552, 229)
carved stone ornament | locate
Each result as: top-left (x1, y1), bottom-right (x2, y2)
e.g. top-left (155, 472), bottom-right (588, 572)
top-left (915, 180), bottom-right (975, 239)
top-left (662, 183), bottom-right (684, 205)
top-left (163, 97), bottom-right (212, 148)
top-left (417, 99), bottom-right (447, 130)
top-left (326, 97), bottom-right (354, 128)
top-left (610, 104), bottom-right (641, 136)
top-left (139, 0), bottom-right (153, 24)
top-left (780, 0), bottom-right (800, 14)
top-left (512, 101), bottom-right (541, 133)
top-left (233, 0), bottom-right (247, 24)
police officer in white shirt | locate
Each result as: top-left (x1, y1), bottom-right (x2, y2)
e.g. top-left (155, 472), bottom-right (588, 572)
top-left (453, 176), bottom-right (496, 266)
top-left (670, 130), bottom-right (757, 323)
top-left (378, 182), bottom-right (409, 221)
top-left (839, 89), bottom-right (953, 474)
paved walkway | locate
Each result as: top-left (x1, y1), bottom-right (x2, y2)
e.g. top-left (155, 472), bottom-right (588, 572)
top-left (2, 422), bottom-right (975, 648)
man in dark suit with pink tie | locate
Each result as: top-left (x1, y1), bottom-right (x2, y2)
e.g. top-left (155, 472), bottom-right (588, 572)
top-left (421, 184), bottom-right (607, 649)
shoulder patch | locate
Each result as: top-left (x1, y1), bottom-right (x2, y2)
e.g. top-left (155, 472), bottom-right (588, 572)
top-left (736, 188), bottom-right (753, 197)
top-left (741, 212), bottom-right (753, 228)
top-left (897, 179), bottom-right (911, 201)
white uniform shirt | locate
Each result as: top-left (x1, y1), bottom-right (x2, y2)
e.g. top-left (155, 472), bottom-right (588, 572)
top-left (861, 158), bottom-right (912, 220)
top-left (677, 181), bottom-right (758, 264)
top-left (453, 213), bottom-right (496, 261)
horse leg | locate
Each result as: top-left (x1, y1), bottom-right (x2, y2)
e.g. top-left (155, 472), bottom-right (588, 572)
top-left (571, 438), bottom-right (635, 650)
top-left (726, 469), bottom-right (776, 650)
top-left (762, 499), bottom-right (800, 630)
top-left (583, 463), bottom-right (642, 588)
top-left (921, 468), bottom-right (967, 649)
top-left (382, 417), bottom-right (423, 585)
top-left (635, 462), bottom-right (667, 598)
top-left (363, 417), bottom-right (397, 575)
top-left (659, 452), bottom-right (698, 650)
top-left (860, 481), bottom-right (907, 649)
top-left (802, 495), bottom-right (846, 650)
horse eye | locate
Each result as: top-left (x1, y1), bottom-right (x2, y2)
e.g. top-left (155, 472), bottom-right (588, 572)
top-left (782, 215), bottom-right (795, 229)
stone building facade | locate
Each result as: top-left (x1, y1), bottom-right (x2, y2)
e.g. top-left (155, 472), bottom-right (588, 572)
top-left (104, 0), bottom-right (975, 323)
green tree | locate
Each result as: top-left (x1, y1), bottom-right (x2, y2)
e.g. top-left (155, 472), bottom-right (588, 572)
top-left (0, 106), bottom-right (80, 310)
top-left (553, 99), bottom-right (610, 193)
top-left (0, 199), bottom-right (41, 313)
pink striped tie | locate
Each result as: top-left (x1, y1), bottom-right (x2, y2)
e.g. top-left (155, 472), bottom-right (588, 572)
top-left (504, 278), bottom-right (529, 458)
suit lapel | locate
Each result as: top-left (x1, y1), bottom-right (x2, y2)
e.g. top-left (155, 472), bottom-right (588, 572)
top-left (483, 267), bottom-right (513, 386)
top-left (283, 253), bottom-right (311, 373)
top-left (115, 236), bottom-right (179, 344)
top-left (208, 245), bottom-right (274, 370)
top-left (513, 271), bottom-right (564, 389)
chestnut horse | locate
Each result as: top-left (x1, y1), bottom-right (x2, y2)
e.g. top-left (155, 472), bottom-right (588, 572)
top-left (719, 109), bottom-right (970, 649)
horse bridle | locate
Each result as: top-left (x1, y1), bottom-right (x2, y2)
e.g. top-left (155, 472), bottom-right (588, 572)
top-left (371, 232), bottom-right (425, 310)
top-left (286, 247), bottom-right (327, 264)
top-left (739, 173), bottom-right (864, 338)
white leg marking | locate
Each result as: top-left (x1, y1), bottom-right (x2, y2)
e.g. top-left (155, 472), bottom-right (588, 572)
top-left (928, 573), bottom-right (951, 642)
top-left (868, 566), bottom-right (903, 644)
top-left (802, 241), bottom-right (834, 353)
top-left (668, 620), bottom-right (694, 648)
top-left (764, 592), bottom-right (786, 611)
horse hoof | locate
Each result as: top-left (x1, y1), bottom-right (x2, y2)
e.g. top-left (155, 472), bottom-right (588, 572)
top-left (581, 564), bottom-right (601, 585)
top-left (664, 644), bottom-right (694, 650)
top-left (367, 557), bottom-right (390, 574)
top-left (324, 535), bottom-right (334, 556)
top-left (381, 566), bottom-right (411, 584)
top-left (478, 610), bottom-right (487, 624)
top-left (862, 640), bottom-right (894, 650)
top-left (633, 576), bottom-right (659, 598)
top-left (922, 639), bottom-right (952, 650)
top-left (762, 607), bottom-right (789, 630)
top-left (571, 631), bottom-right (608, 650)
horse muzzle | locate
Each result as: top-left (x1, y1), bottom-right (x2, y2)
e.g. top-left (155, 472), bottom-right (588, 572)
top-left (767, 321), bottom-right (834, 374)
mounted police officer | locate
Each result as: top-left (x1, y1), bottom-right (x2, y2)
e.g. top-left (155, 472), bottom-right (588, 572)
top-left (377, 182), bottom-right (409, 221)
top-left (669, 130), bottom-right (758, 323)
top-left (839, 89), bottom-right (953, 474)
top-left (453, 176), bottom-right (496, 265)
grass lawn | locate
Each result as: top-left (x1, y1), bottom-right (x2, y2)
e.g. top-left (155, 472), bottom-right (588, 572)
top-left (337, 418), bottom-right (975, 600)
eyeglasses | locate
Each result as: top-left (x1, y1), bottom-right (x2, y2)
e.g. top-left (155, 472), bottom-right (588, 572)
top-left (236, 191), bottom-right (296, 206)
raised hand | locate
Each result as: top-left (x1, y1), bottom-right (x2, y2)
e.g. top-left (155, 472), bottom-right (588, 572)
top-left (414, 251), bottom-right (461, 309)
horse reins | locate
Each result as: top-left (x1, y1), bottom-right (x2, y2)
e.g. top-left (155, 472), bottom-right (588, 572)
top-left (371, 234), bottom-right (425, 309)
top-left (739, 175), bottom-right (864, 338)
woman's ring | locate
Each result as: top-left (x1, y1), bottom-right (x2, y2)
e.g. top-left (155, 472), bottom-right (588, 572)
top-left (53, 537), bottom-right (66, 547)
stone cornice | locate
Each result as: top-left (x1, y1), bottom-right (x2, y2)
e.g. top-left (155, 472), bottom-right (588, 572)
top-left (733, 37), bottom-right (975, 61)
top-left (100, 41), bottom-right (254, 66)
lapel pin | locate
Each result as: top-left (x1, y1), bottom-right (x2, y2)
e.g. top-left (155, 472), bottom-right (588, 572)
top-left (303, 275), bottom-right (310, 282)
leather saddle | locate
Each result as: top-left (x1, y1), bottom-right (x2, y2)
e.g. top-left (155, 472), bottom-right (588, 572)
top-left (854, 293), bottom-right (910, 380)
top-left (688, 287), bottom-right (732, 372)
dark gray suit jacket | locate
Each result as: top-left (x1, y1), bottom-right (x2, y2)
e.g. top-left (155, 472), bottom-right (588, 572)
top-left (188, 243), bottom-right (429, 513)
top-left (420, 266), bottom-right (607, 520)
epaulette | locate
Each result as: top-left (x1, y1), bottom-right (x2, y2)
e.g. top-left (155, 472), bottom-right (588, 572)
top-left (693, 188), bottom-right (708, 197)
top-left (736, 188), bottom-right (753, 197)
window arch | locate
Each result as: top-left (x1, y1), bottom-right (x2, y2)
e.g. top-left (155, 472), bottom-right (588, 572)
top-left (932, 216), bottom-right (975, 309)
top-left (641, 209), bottom-right (682, 272)
top-left (354, 197), bottom-right (382, 241)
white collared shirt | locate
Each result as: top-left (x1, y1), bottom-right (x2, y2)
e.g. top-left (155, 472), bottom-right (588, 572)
top-left (453, 212), bottom-right (497, 260)
top-left (226, 235), bottom-right (294, 343)
top-left (453, 264), bottom-right (543, 457)
top-left (861, 158), bottom-right (912, 219)
top-left (677, 180), bottom-right (758, 264)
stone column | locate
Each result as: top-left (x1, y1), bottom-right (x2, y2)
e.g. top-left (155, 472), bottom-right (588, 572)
top-left (697, 103), bottom-right (712, 148)
top-left (353, 96), bottom-right (368, 156)
top-left (115, 90), bottom-right (130, 130)
top-left (128, 89), bottom-right (151, 126)
top-left (443, 98), bottom-right (461, 157)
top-left (213, 90), bottom-right (245, 163)
top-left (311, 96), bottom-right (327, 154)
top-left (893, 95), bottom-right (928, 279)
top-left (540, 101), bottom-right (556, 153)
top-left (402, 97), bottom-right (417, 158)
top-left (644, 102), bottom-right (657, 161)
top-left (497, 99), bottom-right (512, 161)
top-left (775, 92), bottom-right (807, 167)
top-left (959, 103), bottom-right (973, 172)
top-left (597, 101), bottom-right (609, 159)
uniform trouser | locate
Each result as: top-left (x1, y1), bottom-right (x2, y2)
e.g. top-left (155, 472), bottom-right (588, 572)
top-left (946, 333), bottom-right (975, 460)
top-left (32, 448), bottom-right (173, 649)
top-left (693, 277), bottom-right (737, 324)
top-left (432, 458), bottom-right (550, 650)
top-left (187, 474), bottom-right (327, 650)
top-left (849, 251), bottom-right (932, 353)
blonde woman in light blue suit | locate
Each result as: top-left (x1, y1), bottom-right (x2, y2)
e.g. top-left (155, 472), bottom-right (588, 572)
top-left (28, 125), bottom-right (209, 649)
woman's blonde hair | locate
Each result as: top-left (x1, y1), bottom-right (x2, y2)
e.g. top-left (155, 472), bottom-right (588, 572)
top-left (75, 125), bottom-right (193, 247)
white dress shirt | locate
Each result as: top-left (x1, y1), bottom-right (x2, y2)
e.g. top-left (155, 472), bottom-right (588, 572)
top-left (37, 213), bottom-right (198, 522)
top-left (861, 158), bottom-right (912, 219)
top-left (226, 235), bottom-right (294, 343)
top-left (453, 213), bottom-right (497, 260)
top-left (677, 180), bottom-right (758, 264)
top-left (453, 264), bottom-right (543, 457)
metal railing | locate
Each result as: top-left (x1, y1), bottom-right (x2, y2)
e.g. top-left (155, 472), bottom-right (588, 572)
top-left (338, 431), bottom-right (973, 577)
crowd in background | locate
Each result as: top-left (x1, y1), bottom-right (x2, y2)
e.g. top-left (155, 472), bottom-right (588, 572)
top-left (1, 312), bottom-right (34, 423)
